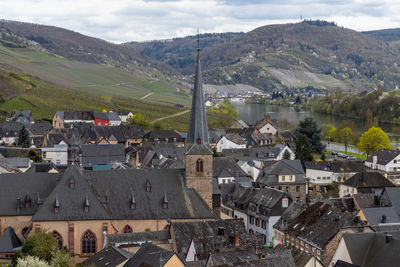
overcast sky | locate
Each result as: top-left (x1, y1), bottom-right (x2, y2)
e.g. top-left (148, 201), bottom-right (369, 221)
top-left (1, 0), bottom-right (400, 43)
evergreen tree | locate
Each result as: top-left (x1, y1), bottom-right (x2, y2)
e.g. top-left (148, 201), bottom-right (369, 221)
top-left (18, 125), bottom-right (30, 148)
top-left (295, 133), bottom-right (313, 164)
top-left (294, 117), bottom-right (325, 154)
top-left (282, 150), bottom-right (292, 160)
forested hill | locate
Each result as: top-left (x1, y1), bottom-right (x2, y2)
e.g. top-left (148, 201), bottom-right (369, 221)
top-left (363, 28), bottom-right (400, 43)
top-left (131, 21), bottom-right (400, 91)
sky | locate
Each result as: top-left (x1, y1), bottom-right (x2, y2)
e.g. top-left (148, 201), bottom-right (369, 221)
top-left (1, 0), bottom-right (400, 43)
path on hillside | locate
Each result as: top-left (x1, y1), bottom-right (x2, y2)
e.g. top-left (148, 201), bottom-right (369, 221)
top-left (140, 92), bottom-right (154, 100)
top-left (151, 110), bottom-right (190, 124)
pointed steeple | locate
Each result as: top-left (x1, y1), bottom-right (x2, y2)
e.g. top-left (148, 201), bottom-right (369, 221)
top-left (188, 37), bottom-right (209, 145)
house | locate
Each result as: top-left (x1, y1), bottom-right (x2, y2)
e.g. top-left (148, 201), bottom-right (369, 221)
top-left (279, 131), bottom-right (296, 150)
top-left (82, 246), bottom-right (132, 267)
top-left (221, 144), bottom-right (294, 161)
top-left (213, 157), bottom-right (252, 185)
top-left (115, 109), bottom-right (134, 123)
top-left (236, 160), bottom-right (261, 182)
top-left (124, 243), bottom-right (185, 267)
top-left (6, 157), bottom-right (31, 172)
top-left (364, 148), bottom-right (400, 172)
top-left (277, 201), bottom-right (367, 267)
top-left (229, 119), bottom-right (249, 131)
top-left (7, 110), bottom-right (34, 126)
top-left (221, 186), bottom-right (292, 245)
top-left (208, 129), bottom-right (226, 148)
top-left (81, 144), bottom-right (126, 169)
top-left (27, 122), bottom-right (52, 137)
top-left (254, 114), bottom-right (278, 135)
top-left (305, 160), bottom-right (367, 188)
top-left (0, 122), bottom-right (24, 145)
top-left (140, 143), bottom-right (185, 169)
top-left (143, 130), bottom-right (185, 144)
top-left (205, 249), bottom-right (295, 267)
top-left (122, 125), bottom-right (145, 147)
top-left (0, 226), bottom-right (22, 259)
top-left (380, 187), bottom-right (400, 217)
top-left (339, 172), bottom-right (395, 198)
top-left (246, 133), bottom-right (275, 147)
top-left (272, 202), bottom-right (304, 247)
top-left (356, 207), bottom-right (400, 225)
top-left (331, 231), bottom-right (400, 267)
top-left (170, 219), bottom-right (262, 262)
top-left (216, 133), bottom-right (246, 152)
top-left (94, 112), bottom-right (122, 126)
top-left (52, 111), bottom-right (94, 128)
top-left (257, 160), bottom-right (307, 203)
top-left (41, 144), bottom-right (68, 165)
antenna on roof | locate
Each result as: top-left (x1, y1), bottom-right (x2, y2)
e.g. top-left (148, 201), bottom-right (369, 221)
top-left (197, 28), bottom-right (200, 52)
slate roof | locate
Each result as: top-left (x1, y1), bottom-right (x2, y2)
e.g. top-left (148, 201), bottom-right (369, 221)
top-left (28, 122), bottom-right (52, 136)
top-left (186, 143), bottom-right (213, 155)
top-left (0, 122), bottom-right (23, 137)
top-left (224, 133), bottom-right (246, 145)
top-left (0, 154), bottom-right (18, 172)
top-left (381, 187), bottom-right (400, 216)
top-left (0, 226), bottom-right (22, 253)
top-left (255, 114), bottom-right (277, 130)
top-left (206, 249), bottom-right (295, 267)
top-left (31, 166), bottom-right (214, 221)
top-left (82, 246), bottom-right (132, 267)
top-left (141, 143), bottom-right (185, 169)
top-left (361, 207), bottom-right (400, 225)
top-left (352, 194), bottom-right (378, 210)
top-left (273, 202), bottom-right (304, 232)
top-left (365, 148), bottom-right (400, 165)
top-left (343, 172), bottom-right (395, 188)
top-left (213, 157), bottom-right (250, 178)
top-left (249, 133), bottom-right (274, 145)
top-left (305, 160), bottom-right (366, 173)
top-left (6, 157), bottom-right (30, 168)
top-left (0, 172), bottom-right (58, 216)
top-left (188, 46), bottom-right (209, 145)
top-left (121, 124), bottom-right (145, 139)
top-left (285, 202), bottom-right (362, 250)
top-left (93, 112), bottom-right (121, 122)
top-left (257, 160), bottom-right (306, 185)
top-left (221, 145), bottom-right (287, 160)
top-left (144, 130), bottom-right (182, 139)
top-left (124, 243), bottom-right (177, 267)
top-left (62, 111), bottom-right (94, 121)
top-left (105, 230), bottom-right (170, 247)
top-left (171, 219), bottom-right (246, 258)
top-left (209, 129), bottom-right (226, 143)
top-left (342, 231), bottom-right (400, 267)
top-left (81, 144), bottom-right (125, 166)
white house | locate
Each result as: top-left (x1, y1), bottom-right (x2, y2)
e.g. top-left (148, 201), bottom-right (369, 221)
top-left (339, 172), bottom-right (395, 198)
top-left (364, 149), bottom-right (400, 172)
top-left (237, 160), bottom-right (261, 182)
top-left (41, 144), bottom-right (68, 165)
top-left (217, 133), bottom-right (246, 152)
top-left (115, 109), bottom-right (134, 123)
top-left (255, 114), bottom-right (278, 135)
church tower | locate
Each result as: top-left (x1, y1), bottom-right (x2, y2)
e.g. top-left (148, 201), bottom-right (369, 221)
top-left (185, 39), bottom-right (213, 208)
top-left (68, 131), bottom-right (80, 166)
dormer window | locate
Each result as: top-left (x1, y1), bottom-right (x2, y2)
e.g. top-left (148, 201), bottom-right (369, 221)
top-left (197, 138), bottom-right (202, 144)
top-left (25, 193), bottom-right (31, 208)
top-left (54, 195), bottom-right (60, 214)
top-left (70, 177), bottom-right (75, 189)
top-left (130, 191), bottom-right (136, 209)
top-left (84, 195), bottom-right (90, 213)
top-left (162, 192), bottom-right (168, 209)
top-left (145, 181), bottom-right (151, 192)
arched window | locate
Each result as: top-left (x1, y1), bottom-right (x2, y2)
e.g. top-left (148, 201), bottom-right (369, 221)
top-left (123, 225), bottom-right (133, 233)
top-left (196, 159), bottom-right (203, 173)
top-left (81, 230), bottom-right (96, 254)
top-left (53, 231), bottom-right (63, 250)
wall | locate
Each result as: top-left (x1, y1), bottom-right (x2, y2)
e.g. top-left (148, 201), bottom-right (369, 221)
top-left (339, 185), bottom-right (357, 198)
top-left (306, 169), bottom-right (333, 185)
top-left (217, 137), bottom-right (246, 152)
top-left (259, 123), bottom-right (277, 135)
top-left (164, 254), bottom-right (185, 267)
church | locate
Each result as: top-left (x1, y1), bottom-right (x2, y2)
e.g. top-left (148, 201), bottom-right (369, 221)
top-left (0, 45), bottom-right (215, 260)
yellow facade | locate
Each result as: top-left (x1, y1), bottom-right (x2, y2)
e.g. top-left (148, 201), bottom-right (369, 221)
top-left (278, 174), bottom-right (296, 183)
top-left (164, 254), bottom-right (185, 267)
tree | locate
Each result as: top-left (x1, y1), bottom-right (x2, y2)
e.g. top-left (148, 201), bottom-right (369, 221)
top-left (329, 127), bottom-right (338, 142)
top-left (295, 134), bottom-right (313, 164)
top-left (17, 256), bottom-right (50, 267)
top-left (127, 113), bottom-right (151, 130)
top-left (357, 127), bottom-right (392, 156)
top-left (50, 250), bottom-right (73, 267)
top-left (294, 117), bottom-right (325, 154)
top-left (22, 229), bottom-right (58, 262)
top-left (339, 128), bottom-right (352, 153)
top-left (320, 124), bottom-right (334, 140)
top-left (282, 150), bottom-right (292, 160)
top-left (209, 100), bottom-right (239, 130)
top-left (18, 125), bottom-right (30, 148)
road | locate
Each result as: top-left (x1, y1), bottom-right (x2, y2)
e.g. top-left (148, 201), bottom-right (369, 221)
top-left (323, 141), bottom-right (363, 154)
top-left (151, 110), bottom-right (190, 124)
top-left (140, 92), bottom-right (154, 100)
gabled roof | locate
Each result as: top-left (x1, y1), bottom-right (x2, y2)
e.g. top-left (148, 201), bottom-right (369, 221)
top-left (381, 187), bottom-right (400, 216)
top-left (0, 226), bottom-right (22, 253)
top-left (185, 143), bottom-right (213, 155)
top-left (0, 154), bottom-right (19, 172)
top-left (6, 157), bottom-right (30, 168)
top-left (352, 194), bottom-right (378, 210)
top-left (0, 122), bottom-right (24, 137)
top-left (121, 124), bottom-right (145, 139)
top-left (81, 144), bottom-right (125, 166)
top-left (365, 148), bottom-right (400, 165)
top-left (124, 243), bottom-right (177, 267)
top-left (305, 160), bottom-right (366, 173)
top-left (62, 111), bottom-right (94, 121)
top-left (144, 129), bottom-right (182, 139)
top-left (273, 202), bottom-right (304, 232)
top-left (342, 231), bottom-right (400, 267)
top-left (257, 160), bottom-right (306, 185)
top-left (82, 246), bottom-right (132, 267)
top-left (213, 157), bottom-right (249, 178)
top-left (223, 133), bottom-right (246, 145)
top-left (343, 172), bottom-right (395, 188)
top-left (28, 122), bottom-right (52, 136)
top-left (361, 207), bottom-right (400, 225)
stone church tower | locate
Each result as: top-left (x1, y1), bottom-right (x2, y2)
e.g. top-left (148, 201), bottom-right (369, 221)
top-left (185, 41), bottom-right (213, 208)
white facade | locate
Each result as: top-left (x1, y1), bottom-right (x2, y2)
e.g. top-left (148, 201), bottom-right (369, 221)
top-left (237, 161), bottom-right (261, 182)
top-left (276, 146), bottom-right (295, 160)
top-left (185, 240), bottom-right (197, 262)
top-left (119, 112), bottom-right (134, 123)
top-left (217, 176), bottom-right (235, 184)
top-left (42, 144), bottom-right (68, 165)
top-left (339, 184), bottom-right (357, 198)
top-left (331, 237), bottom-right (352, 267)
top-left (0, 137), bottom-right (17, 145)
top-left (109, 119), bottom-right (121, 126)
top-left (258, 123), bottom-right (277, 135)
top-left (306, 169), bottom-right (334, 185)
top-left (365, 154), bottom-right (400, 172)
top-left (217, 136), bottom-right (246, 152)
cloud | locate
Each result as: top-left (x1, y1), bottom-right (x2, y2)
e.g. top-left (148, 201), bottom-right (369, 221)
top-left (0, 0), bottom-right (399, 42)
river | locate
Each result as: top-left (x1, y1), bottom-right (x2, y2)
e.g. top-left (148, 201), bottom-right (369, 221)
top-left (231, 102), bottom-right (399, 137)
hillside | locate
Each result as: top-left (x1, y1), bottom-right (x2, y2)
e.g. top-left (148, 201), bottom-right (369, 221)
top-left (134, 21), bottom-right (400, 91)
top-left (363, 28), bottom-right (400, 43)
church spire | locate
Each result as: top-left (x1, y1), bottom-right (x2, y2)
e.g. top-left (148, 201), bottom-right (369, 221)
top-left (188, 35), bottom-right (209, 145)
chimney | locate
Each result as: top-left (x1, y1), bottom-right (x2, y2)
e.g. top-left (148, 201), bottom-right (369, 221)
top-left (386, 234), bottom-right (393, 244)
top-left (373, 156), bottom-right (377, 164)
top-left (217, 227), bottom-right (225, 236)
top-left (16, 198), bottom-right (21, 213)
top-left (382, 215), bottom-right (387, 224)
top-left (235, 233), bottom-right (240, 247)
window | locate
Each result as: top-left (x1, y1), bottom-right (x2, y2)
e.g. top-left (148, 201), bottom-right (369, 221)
top-left (256, 218), bottom-right (260, 227)
top-left (281, 176), bottom-right (285, 181)
top-left (249, 229), bottom-right (254, 234)
top-left (289, 175), bottom-right (293, 181)
top-left (53, 231), bottom-right (63, 250)
top-left (249, 216), bottom-right (254, 225)
top-left (82, 231), bottom-right (96, 254)
top-left (196, 159), bottom-right (204, 172)
top-left (296, 186), bottom-right (300, 192)
top-left (123, 225), bottom-right (133, 233)
top-left (317, 177), bottom-right (321, 180)
top-left (282, 197), bottom-right (289, 208)
top-left (262, 220), bottom-right (266, 229)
